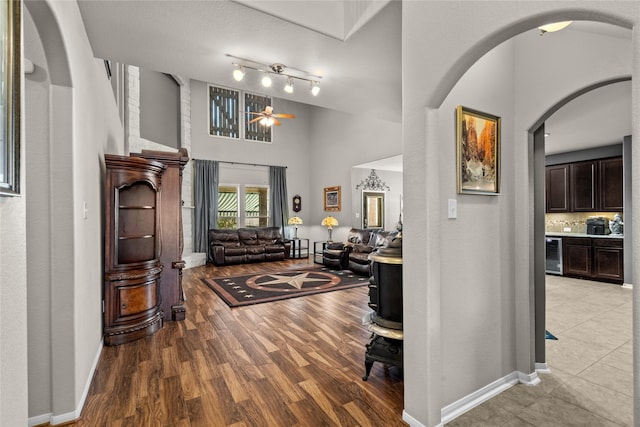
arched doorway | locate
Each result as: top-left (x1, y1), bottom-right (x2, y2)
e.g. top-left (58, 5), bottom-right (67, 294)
top-left (400, 4), bottom-right (637, 426)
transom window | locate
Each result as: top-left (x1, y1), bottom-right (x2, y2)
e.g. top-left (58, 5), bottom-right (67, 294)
top-left (209, 85), bottom-right (272, 143)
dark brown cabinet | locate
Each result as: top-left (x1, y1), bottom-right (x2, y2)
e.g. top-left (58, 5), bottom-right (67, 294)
top-left (104, 154), bottom-right (166, 345)
top-left (546, 157), bottom-right (623, 213)
top-left (570, 161), bottom-right (597, 212)
top-left (545, 164), bottom-right (570, 213)
top-left (599, 157), bottom-right (624, 211)
top-left (592, 238), bottom-right (624, 283)
top-left (563, 237), bottom-right (592, 277)
top-left (132, 148), bottom-right (189, 321)
top-left (562, 236), bottom-right (623, 284)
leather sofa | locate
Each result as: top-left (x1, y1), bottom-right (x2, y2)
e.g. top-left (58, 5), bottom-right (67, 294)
top-left (322, 228), bottom-right (397, 275)
top-left (208, 227), bottom-right (291, 266)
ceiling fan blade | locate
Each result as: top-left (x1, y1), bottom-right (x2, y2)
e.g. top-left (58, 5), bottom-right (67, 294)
top-left (273, 113), bottom-right (296, 119)
top-left (248, 117), bottom-right (263, 124)
top-left (272, 118), bottom-right (282, 126)
top-left (247, 112), bottom-right (265, 116)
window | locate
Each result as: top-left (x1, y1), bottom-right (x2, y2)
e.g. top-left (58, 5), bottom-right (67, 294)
top-left (245, 186), bottom-right (269, 227)
top-left (217, 186), bottom-right (239, 228)
top-left (209, 85), bottom-right (271, 142)
top-left (209, 86), bottom-right (240, 138)
top-left (244, 93), bottom-right (272, 143)
top-left (217, 185), bottom-right (270, 228)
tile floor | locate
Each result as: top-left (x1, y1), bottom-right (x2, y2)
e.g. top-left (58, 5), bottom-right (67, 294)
top-left (446, 275), bottom-right (633, 426)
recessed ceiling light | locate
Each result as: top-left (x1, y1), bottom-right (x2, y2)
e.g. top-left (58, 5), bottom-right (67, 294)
top-left (539, 21), bottom-right (572, 35)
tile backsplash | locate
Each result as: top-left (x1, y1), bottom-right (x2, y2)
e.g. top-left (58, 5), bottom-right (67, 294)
top-left (545, 212), bottom-right (622, 233)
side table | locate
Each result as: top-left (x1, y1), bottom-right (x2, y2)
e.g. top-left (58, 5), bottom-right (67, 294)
top-left (313, 241), bottom-right (328, 264)
top-left (290, 238), bottom-right (309, 259)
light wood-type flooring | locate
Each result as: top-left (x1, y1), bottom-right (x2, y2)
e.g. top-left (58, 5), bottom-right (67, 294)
top-left (74, 259), bottom-right (406, 426)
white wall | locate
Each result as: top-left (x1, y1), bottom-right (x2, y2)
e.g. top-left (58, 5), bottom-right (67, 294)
top-left (21, 1), bottom-right (125, 424)
top-left (401, 2), bottom-right (639, 426)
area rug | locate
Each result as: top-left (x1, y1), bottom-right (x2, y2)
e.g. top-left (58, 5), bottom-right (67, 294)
top-left (201, 266), bottom-right (369, 307)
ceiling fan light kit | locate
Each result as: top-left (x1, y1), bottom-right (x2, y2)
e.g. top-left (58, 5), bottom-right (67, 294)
top-left (227, 54), bottom-right (322, 97)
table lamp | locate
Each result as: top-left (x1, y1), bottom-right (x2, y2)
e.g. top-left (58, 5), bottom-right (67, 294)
top-left (321, 216), bottom-right (339, 241)
top-left (287, 216), bottom-right (303, 238)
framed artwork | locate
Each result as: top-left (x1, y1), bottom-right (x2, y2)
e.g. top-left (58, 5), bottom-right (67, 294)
top-left (456, 105), bottom-right (500, 195)
top-left (0, 0), bottom-right (21, 196)
top-left (324, 186), bottom-right (341, 212)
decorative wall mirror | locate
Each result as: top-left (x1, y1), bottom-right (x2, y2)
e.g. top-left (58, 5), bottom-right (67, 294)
top-left (362, 191), bottom-right (385, 229)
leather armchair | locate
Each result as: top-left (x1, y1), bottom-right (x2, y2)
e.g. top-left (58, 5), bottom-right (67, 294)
top-left (347, 230), bottom-right (399, 275)
top-left (322, 228), bottom-right (373, 271)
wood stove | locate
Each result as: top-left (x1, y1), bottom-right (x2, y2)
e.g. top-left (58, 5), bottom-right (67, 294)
top-left (362, 244), bottom-right (403, 381)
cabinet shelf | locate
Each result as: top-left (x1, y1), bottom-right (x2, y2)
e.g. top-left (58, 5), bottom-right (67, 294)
top-left (119, 205), bottom-right (155, 209)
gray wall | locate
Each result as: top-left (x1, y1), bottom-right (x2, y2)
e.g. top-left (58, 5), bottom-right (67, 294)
top-left (140, 69), bottom-right (180, 148)
top-left (190, 78), bottom-right (402, 244)
top-left (402, 2), bottom-right (636, 425)
top-left (545, 143), bottom-right (623, 165)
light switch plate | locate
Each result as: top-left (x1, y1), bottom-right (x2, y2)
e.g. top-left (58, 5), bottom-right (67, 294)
top-left (448, 199), bottom-right (457, 219)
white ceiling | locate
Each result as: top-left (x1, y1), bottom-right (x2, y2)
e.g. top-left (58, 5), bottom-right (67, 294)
top-left (75, 3), bottom-right (631, 155)
top-left (76, 0), bottom-right (402, 122)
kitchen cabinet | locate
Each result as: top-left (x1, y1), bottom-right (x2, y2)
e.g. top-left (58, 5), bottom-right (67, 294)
top-left (560, 236), bottom-right (623, 284)
top-left (599, 157), bottom-right (624, 211)
top-left (592, 238), bottom-right (624, 282)
top-left (545, 164), bottom-right (570, 213)
top-left (545, 156), bottom-right (623, 213)
top-left (570, 161), bottom-right (597, 212)
top-left (563, 237), bottom-right (592, 277)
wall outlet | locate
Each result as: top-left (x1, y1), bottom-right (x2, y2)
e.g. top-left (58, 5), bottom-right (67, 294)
top-left (563, 227), bottom-right (571, 232)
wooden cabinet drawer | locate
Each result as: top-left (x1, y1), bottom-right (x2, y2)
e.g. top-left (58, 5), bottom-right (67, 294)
top-left (592, 238), bottom-right (623, 249)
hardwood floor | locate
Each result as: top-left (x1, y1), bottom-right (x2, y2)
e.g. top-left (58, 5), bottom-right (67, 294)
top-left (75, 259), bottom-right (406, 426)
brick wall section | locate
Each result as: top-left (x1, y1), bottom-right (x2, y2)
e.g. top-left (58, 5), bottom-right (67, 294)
top-left (126, 66), bottom-right (205, 268)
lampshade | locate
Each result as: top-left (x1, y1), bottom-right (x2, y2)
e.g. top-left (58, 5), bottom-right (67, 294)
top-left (284, 78), bottom-right (294, 94)
top-left (321, 216), bottom-right (338, 228)
top-left (288, 216), bottom-right (303, 225)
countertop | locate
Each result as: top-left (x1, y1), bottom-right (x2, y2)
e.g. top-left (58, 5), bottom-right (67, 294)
top-left (546, 232), bottom-right (624, 239)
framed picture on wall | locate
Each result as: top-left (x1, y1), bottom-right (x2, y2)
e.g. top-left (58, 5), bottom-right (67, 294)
top-left (324, 186), bottom-right (341, 211)
top-left (456, 105), bottom-right (501, 195)
top-left (0, 0), bottom-right (21, 196)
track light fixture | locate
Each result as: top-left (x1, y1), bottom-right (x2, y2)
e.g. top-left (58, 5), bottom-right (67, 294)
top-left (284, 77), bottom-right (294, 94)
top-left (226, 54), bottom-right (322, 96)
top-left (310, 82), bottom-right (320, 96)
top-left (232, 65), bottom-right (245, 81)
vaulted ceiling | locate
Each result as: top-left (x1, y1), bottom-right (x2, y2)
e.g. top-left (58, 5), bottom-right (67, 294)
top-left (76, 2), bottom-right (631, 153)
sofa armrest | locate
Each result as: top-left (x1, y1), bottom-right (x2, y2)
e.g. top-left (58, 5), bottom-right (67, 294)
top-left (210, 244), bottom-right (226, 266)
top-left (326, 242), bottom-right (345, 250)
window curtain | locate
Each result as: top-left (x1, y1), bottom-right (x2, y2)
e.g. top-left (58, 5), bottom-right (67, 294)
top-left (194, 159), bottom-right (219, 261)
top-left (269, 166), bottom-right (289, 236)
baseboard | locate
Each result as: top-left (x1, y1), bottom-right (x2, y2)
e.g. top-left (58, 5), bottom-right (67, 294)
top-left (402, 410), bottom-right (439, 427)
top-left (28, 340), bottom-right (103, 426)
top-left (518, 370), bottom-right (541, 386)
top-left (441, 370), bottom-right (538, 424)
top-left (535, 362), bottom-right (551, 374)
top-left (622, 283), bottom-right (633, 290)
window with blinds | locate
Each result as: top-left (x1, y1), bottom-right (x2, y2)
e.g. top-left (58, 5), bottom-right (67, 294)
top-left (245, 93), bottom-right (272, 143)
top-left (209, 85), bottom-right (273, 142)
top-left (209, 86), bottom-right (240, 138)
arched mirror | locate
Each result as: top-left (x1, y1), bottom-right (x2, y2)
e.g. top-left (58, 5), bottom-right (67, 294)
top-left (363, 191), bottom-right (385, 229)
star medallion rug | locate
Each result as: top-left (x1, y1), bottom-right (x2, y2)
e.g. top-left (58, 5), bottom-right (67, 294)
top-left (201, 266), bottom-right (369, 307)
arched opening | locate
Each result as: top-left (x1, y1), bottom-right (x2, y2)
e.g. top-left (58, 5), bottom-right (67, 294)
top-left (23, 1), bottom-right (76, 423)
top-left (401, 5), bottom-right (636, 425)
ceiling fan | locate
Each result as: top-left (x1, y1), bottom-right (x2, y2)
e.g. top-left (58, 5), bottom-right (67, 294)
top-left (247, 106), bottom-right (295, 127)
